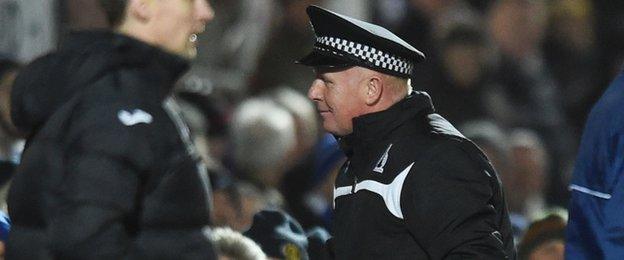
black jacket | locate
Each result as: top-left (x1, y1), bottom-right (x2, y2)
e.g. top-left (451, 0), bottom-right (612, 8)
top-left (331, 92), bottom-right (515, 259)
top-left (7, 32), bottom-right (216, 259)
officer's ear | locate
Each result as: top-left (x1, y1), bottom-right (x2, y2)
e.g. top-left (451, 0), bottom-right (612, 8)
top-left (364, 74), bottom-right (383, 106)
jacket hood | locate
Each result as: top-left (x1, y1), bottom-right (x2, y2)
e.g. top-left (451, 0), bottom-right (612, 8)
top-left (12, 31), bottom-right (190, 138)
top-left (11, 30), bottom-right (116, 137)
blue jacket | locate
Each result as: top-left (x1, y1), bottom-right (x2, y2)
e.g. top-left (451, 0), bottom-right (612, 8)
top-left (567, 71), bottom-right (624, 259)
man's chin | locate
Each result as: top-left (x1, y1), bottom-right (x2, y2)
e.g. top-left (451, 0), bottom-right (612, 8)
top-left (322, 123), bottom-right (348, 136)
top-left (186, 47), bottom-right (198, 59)
top-left (173, 45), bottom-right (197, 59)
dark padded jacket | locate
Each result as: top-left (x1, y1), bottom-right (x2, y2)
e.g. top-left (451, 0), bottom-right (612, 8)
top-left (330, 92), bottom-right (515, 259)
top-left (7, 31), bottom-right (216, 259)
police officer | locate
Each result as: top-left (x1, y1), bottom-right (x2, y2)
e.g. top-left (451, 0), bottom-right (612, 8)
top-left (298, 6), bottom-right (516, 259)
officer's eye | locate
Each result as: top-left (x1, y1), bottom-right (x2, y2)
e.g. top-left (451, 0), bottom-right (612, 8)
top-left (320, 76), bottom-right (333, 85)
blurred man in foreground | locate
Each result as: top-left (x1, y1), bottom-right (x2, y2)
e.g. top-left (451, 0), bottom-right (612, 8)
top-left (299, 6), bottom-right (515, 259)
top-left (7, 0), bottom-right (217, 258)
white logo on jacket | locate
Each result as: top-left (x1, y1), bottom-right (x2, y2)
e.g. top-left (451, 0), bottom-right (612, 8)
top-left (334, 162), bottom-right (415, 219)
top-left (373, 143), bottom-right (393, 173)
top-left (117, 109), bottom-right (153, 126)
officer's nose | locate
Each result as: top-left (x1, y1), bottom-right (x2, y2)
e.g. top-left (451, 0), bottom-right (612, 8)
top-left (308, 79), bottom-right (324, 102)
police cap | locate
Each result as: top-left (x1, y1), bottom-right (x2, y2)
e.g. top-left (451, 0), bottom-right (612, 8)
top-left (297, 5), bottom-right (425, 78)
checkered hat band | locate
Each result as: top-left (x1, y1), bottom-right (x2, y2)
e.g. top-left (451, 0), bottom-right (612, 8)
top-left (315, 36), bottom-right (414, 75)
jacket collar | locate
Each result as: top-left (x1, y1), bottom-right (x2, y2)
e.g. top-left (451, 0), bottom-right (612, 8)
top-left (339, 91), bottom-right (434, 156)
top-left (111, 33), bottom-right (190, 98)
top-left (61, 30), bottom-right (115, 51)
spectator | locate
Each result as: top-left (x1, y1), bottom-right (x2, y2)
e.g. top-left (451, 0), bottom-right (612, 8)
top-left (270, 87), bottom-right (319, 167)
top-left (374, 0), bottom-right (479, 89)
top-left (423, 23), bottom-right (499, 125)
top-left (244, 210), bottom-right (309, 260)
top-left (487, 0), bottom-right (561, 130)
top-left (269, 87), bottom-right (323, 229)
top-left (212, 177), bottom-right (269, 232)
top-left (229, 97), bottom-right (296, 212)
top-left (518, 214), bottom-right (566, 260)
top-left (230, 97), bottom-right (296, 190)
top-left (509, 129), bottom-right (549, 221)
top-left (487, 0), bottom-right (572, 207)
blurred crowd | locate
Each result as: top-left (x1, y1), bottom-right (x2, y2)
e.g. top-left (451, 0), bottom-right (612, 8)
top-left (1, 0), bottom-right (624, 259)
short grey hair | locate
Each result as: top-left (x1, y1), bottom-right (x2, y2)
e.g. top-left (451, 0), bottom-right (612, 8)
top-left (210, 227), bottom-right (267, 260)
top-left (230, 97), bottom-right (296, 175)
top-left (271, 87), bottom-right (318, 146)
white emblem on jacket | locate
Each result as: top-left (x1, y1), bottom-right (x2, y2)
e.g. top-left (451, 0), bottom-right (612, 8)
top-left (117, 109), bottom-right (153, 126)
top-left (334, 162), bottom-right (415, 219)
top-left (373, 143), bottom-right (393, 173)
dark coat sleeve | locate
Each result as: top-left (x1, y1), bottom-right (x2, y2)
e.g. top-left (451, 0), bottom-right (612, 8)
top-left (47, 102), bottom-right (154, 259)
top-left (401, 140), bottom-right (511, 259)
